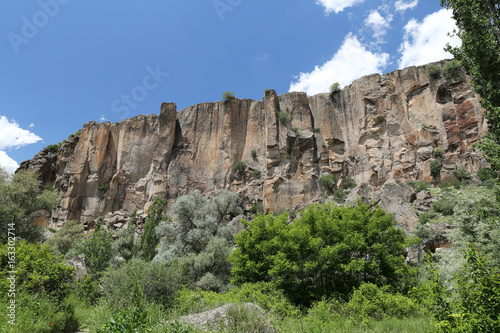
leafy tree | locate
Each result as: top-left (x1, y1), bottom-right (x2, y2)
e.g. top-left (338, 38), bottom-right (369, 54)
top-left (113, 210), bottom-right (138, 261)
top-left (318, 174), bottom-right (336, 194)
top-left (330, 82), bottom-right (340, 94)
top-left (45, 220), bottom-right (82, 255)
top-left (68, 222), bottom-right (115, 276)
top-left (0, 168), bottom-right (59, 243)
top-left (277, 110), bottom-right (291, 124)
top-left (430, 159), bottom-right (442, 182)
top-left (155, 190), bottom-right (242, 291)
top-left (222, 91), bottom-right (235, 102)
top-left (230, 202), bottom-right (417, 306)
top-left (0, 241), bottom-right (74, 301)
top-left (140, 197), bottom-right (166, 261)
top-left (440, 0), bottom-right (500, 171)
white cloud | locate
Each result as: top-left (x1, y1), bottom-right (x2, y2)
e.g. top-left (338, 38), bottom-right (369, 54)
top-left (0, 116), bottom-right (42, 150)
top-left (29, 123), bottom-right (35, 128)
top-left (395, 0), bottom-right (418, 12)
top-left (0, 116), bottom-right (42, 174)
top-left (398, 8), bottom-right (461, 68)
top-left (100, 114), bottom-right (108, 122)
top-left (289, 34), bottom-right (389, 95)
top-left (365, 10), bottom-right (393, 42)
top-left (316, 0), bottom-right (365, 14)
top-left (0, 150), bottom-right (19, 174)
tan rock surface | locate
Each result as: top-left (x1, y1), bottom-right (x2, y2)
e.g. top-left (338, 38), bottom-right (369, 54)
top-left (19, 61), bottom-right (488, 227)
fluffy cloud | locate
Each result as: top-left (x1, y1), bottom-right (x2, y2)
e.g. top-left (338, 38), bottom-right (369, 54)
top-left (289, 34), bottom-right (389, 95)
top-left (365, 10), bottom-right (393, 42)
top-left (316, 0), bottom-right (365, 14)
top-left (0, 116), bottom-right (42, 150)
top-left (0, 116), bottom-right (42, 173)
top-left (395, 0), bottom-right (418, 12)
top-left (398, 8), bottom-right (461, 68)
top-left (0, 151), bottom-right (19, 174)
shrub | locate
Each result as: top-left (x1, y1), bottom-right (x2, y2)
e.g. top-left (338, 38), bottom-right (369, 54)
top-left (98, 183), bottom-right (108, 192)
top-left (251, 149), bottom-right (257, 158)
top-left (45, 220), bottom-right (83, 255)
top-left (291, 127), bottom-right (300, 135)
top-left (222, 91), bottom-right (235, 102)
top-left (318, 174), bottom-right (336, 194)
top-left (321, 140), bottom-right (327, 147)
top-left (427, 64), bottom-right (442, 79)
top-left (277, 110), bottom-right (291, 124)
top-left (432, 198), bottom-right (455, 216)
top-left (96, 306), bottom-right (150, 333)
top-left (330, 82), bottom-right (340, 94)
top-left (139, 197), bottom-right (166, 261)
top-left (252, 168), bottom-right (261, 179)
top-left (102, 258), bottom-right (187, 308)
top-left (343, 176), bottom-right (357, 190)
top-left (418, 210), bottom-right (439, 224)
top-left (414, 223), bottom-right (435, 240)
top-left (477, 167), bottom-right (493, 182)
top-left (264, 89), bottom-right (270, 94)
top-left (46, 142), bottom-right (63, 154)
top-left (442, 59), bottom-right (462, 80)
top-left (347, 283), bottom-right (421, 321)
top-left (230, 202), bottom-right (416, 306)
top-left (333, 189), bottom-right (346, 202)
top-left (233, 161), bottom-right (246, 175)
top-left (114, 211), bottom-right (138, 261)
top-left (452, 165), bottom-right (472, 182)
top-left (409, 180), bottom-right (430, 192)
top-left (430, 159), bottom-right (442, 181)
top-left (310, 127), bottom-right (321, 133)
top-left (68, 223), bottom-right (115, 276)
top-left (249, 204), bottom-right (265, 215)
top-left (433, 148), bottom-right (444, 158)
top-left (0, 241), bottom-right (75, 302)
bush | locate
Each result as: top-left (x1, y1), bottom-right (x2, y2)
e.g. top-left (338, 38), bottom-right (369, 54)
top-left (68, 223), bottom-right (115, 276)
top-left (310, 127), bottom-right (321, 133)
top-left (432, 198), bottom-right (455, 216)
top-left (0, 241), bottom-right (74, 301)
top-left (251, 149), bottom-right (257, 159)
top-left (321, 140), bottom-right (327, 147)
top-left (433, 148), bottom-right (444, 158)
top-left (102, 258), bottom-right (187, 308)
top-left (442, 59), bottom-right (462, 80)
top-left (318, 174), bottom-right (336, 194)
top-left (452, 165), bottom-right (472, 182)
top-left (347, 283), bottom-right (421, 321)
top-left (418, 210), bottom-right (439, 224)
top-left (333, 189), bottom-right (346, 202)
top-left (45, 220), bottom-right (83, 255)
top-left (343, 176), bottom-right (357, 190)
top-left (222, 91), bottom-right (235, 102)
top-left (408, 180), bottom-right (430, 192)
top-left (233, 161), bottom-right (246, 175)
top-left (277, 110), bottom-right (291, 124)
top-left (96, 306), bottom-right (150, 333)
top-left (140, 197), bottom-right (166, 261)
top-left (427, 64), bottom-right (442, 79)
top-left (230, 202), bottom-right (416, 306)
top-left (430, 159), bottom-right (442, 180)
top-left (330, 82), bottom-right (340, 94)
top-left (291, 127), bottom-right (300, 135)
top-left (477, 167), bottom-right (493, 182)
top-left (414, 224), bottom-right (435, 239)
top-left (46, 142), bottom-right (63, 154)
top-left (252, 168), bottom-right (261, 179)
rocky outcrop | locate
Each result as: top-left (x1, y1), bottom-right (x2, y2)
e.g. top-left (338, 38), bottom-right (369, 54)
top-left (19, 61), bottom-right (488, 227)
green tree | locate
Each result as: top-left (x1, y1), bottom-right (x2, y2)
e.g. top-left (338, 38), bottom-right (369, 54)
top-left (222, 91), bottom-right (235, 102)
top-left (0, 168), bottom-right (59, 243)
top-left (45, 220), bottom-right (83, 255)
top-left (230, 202), bottom-right (417, 306)
top-left (155, 190), bottom-right (242, 291)
top-left (140, 197), bottom-right (166, 261)
top-left (0, 241), bottom-right (74, 301)
top-left (440, 0), bottom-right (500, 171)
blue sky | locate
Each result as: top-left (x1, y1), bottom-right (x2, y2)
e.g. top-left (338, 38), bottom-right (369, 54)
top-left (0, 0), bottom-right (460, 173)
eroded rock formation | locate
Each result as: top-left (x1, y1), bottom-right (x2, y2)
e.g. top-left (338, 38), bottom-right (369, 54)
top-left (19, 61), bottom-right (488, 226)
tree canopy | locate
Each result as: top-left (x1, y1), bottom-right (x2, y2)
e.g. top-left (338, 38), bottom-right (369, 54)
top-left (230, 202), bottom-right (417, 306)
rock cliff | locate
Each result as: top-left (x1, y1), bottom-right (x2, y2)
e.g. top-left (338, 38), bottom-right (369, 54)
top-left (20, 61), bottom-right (488, 226)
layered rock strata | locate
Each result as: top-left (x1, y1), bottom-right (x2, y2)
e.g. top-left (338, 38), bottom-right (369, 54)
top-left (20, 61), bottom-right (488, 226)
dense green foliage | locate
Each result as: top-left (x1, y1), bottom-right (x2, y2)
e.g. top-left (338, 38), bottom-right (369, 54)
top-left (140, 197), bottom-right (167, 261)
top-left (0, 168), bottom-right (59, 242)
top-left (230, 202), bottom-right (416, 306)
top-left (45, 220), bottom-right (82, 255)
top-left (277, 110), bottom-right (291, 124)
top-left (0, 241), bottom-right (74, 301)
top-left (221, 91), bottom-right (235, 102)
top-left (318, 174), bottom-right (336, 194)
top-left (330, 82), bottom-right (340, 94)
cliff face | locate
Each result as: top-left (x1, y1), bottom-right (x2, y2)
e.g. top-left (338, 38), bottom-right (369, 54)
top-left (20, 61), bottom-right (488, 225)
